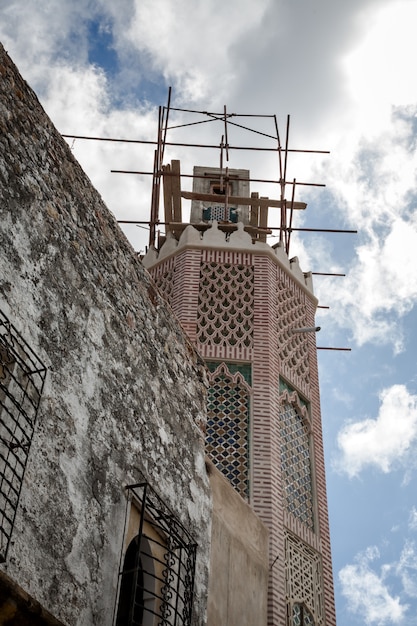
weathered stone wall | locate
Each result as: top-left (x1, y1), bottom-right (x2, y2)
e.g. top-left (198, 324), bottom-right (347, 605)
top-left (0, 42), bottom-right (211, 626)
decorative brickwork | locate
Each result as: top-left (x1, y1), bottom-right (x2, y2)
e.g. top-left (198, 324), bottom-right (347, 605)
top-left (252, 255), bottom-right (287, 626)
top-left (197, 261), bottom-right (254, 350)
top-left (206, 361), bottom-right (252, 385)
top-left (145, 188), bottom-right (336, 626)
top-left (151, 256), bottom-right (176, 303)
top-left (279, 400), bottom-right (314, 531)
top-left (285, 530), bottom-right (324, 626)
top-left (206, 364), bottom-right (251, 499)
top-left (277, 271), bottom-right (310, 395)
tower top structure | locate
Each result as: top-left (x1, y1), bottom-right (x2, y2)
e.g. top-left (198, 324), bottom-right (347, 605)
top-left (137, 89), bottom-right (331, 257)
top-left (64, 89), bottom-right (356, 265)
top-left (142, 160), bottom-right (315, 298)
top-left (140, 97), bottom-right (338, 626)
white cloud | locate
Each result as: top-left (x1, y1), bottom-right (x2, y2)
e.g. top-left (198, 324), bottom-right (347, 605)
top-left (409, 508), bottom-right (417, 532)
top-left (396, 541), bottom-right (417, 598)
top-left (336, 385), bottom-right (417, 477)
top-left (126, 0), bottom-right (270, 105)
top-left (2, 0), bottom-right (417, 345)
top-left (312, 105), bottom-right (417, 351)
top-left (342, 1), bottom-right (417, 133)
top-left (299, 2), bottom-right (417, 352)
top-left (0, 0), bottom-right (92, 77)
top-left (339, 546), bottom-right (408, 625)
top-left (30, 60), bottom-right (160, 253)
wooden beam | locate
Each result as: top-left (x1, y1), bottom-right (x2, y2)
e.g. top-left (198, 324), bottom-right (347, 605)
top-left (250, 192), bottom-right (259, 228)
top-left (162, 164), bottom-right (173, 230)
top-left (259, 197), bottom-right (268, 242)
top-left (181, 190), bottom-right (306, 210)
top-left (171, 160), bottom-right (182, 223)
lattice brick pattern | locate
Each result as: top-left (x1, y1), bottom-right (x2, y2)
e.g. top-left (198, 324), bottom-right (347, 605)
top-left (276, 280), bottom-right (310, 387)
top-left (206, 365), bottom-right (250, 499)
top-left (280, 402), bottom-right (314, 530)
top-left (285, 531), bottom-right (324, 626)
top-left (197, 262), bottom-right (254, 349)
top-left (152, 258), bottom-right (176, 303)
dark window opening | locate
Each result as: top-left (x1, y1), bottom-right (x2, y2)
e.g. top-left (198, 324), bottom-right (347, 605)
top-left (210, 181), bottom-right (233, 196)
top-left (116, 536), bottom-right (153, 626)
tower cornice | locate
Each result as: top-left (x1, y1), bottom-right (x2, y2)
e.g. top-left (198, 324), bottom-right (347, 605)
top-left (142, 222), bottom-right (318, 305)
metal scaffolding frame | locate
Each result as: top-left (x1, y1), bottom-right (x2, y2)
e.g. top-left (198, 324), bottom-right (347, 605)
top-left (63, 89), bottom-right (355, 351)
top-left (63, 87), bottom-right (356, 255)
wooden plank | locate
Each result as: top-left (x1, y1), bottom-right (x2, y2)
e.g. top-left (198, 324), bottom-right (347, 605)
top-left (250, 192), bottom-right (259, 228)
top-left (181, 190), bottom-right (306, 210)
top-left (162, 164), bottom-right (173, 230)
top-left (171, 160), bottom-right (182, 223)
top-left (259, 197), bottom-right (268, 243)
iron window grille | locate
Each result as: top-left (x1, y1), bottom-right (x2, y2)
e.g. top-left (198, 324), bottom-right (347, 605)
top-left (115, 482), bottom-right (197, 626)
top-left (0, 309), bottom-right (47, 562)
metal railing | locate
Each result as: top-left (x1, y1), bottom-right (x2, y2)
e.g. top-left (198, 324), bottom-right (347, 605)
top-left (115, 482), bottom-right (197, 626)
top-left (0, 309), bottom-right (47, 562)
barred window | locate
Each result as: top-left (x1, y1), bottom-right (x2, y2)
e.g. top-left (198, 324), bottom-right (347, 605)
top-left (115, 483), bottom-right (197, 626)
top-left (0, 309), bottom-right (46, 562)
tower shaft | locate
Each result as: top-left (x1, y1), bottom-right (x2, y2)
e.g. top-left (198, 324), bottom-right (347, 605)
top-left (144, 164), bottom-right (336, 626)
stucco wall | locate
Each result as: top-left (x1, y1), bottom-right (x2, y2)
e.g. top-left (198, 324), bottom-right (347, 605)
top-left (206, 460), bottom-right (269, 626)
top-left (0, 42), bottom-right (211, 626)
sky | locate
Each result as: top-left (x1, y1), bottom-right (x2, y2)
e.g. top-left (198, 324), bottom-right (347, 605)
top-left (1, 1), bottom-right (417, 624)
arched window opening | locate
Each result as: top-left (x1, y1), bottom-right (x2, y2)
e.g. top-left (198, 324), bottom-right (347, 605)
top-left (116, 535), bottom-right (155, 626)
top-left (284, 531), bottom-right (324, 626)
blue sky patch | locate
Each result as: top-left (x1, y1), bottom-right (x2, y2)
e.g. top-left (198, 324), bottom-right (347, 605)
top-left (87, 19), bottom-right (118, 77)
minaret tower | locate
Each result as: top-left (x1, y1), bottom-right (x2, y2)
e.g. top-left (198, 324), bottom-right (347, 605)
top-left (142, 109), bottom-right (336, 626)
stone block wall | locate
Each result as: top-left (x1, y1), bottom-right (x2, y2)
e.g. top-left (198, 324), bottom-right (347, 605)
top-left (0, 42), bottom-right (211, 626)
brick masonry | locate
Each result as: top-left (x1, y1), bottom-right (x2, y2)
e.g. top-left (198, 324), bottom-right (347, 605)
top-left (148, 222), bottom-right (337, 625)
